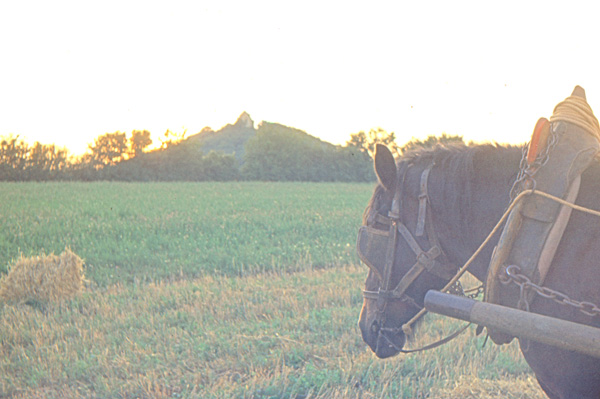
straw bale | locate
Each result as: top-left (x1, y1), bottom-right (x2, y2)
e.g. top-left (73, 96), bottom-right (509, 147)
top-left (0, 249), bottom-right (84, 304)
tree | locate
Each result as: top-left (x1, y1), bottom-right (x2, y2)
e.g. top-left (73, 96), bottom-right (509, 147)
top-left (88, 132), bottom-right (128, 169)
top-left (0, 135), bottom-right (73, 181)
top-left (0, 135), bottom-right (28, 180)
top-left (26, 142), bottom-right (69, 180)
top-left (159, 129), bottom-right (187, 149)
top-left (130, 130), bottom-right (152, 157)
top-left (400, 133), bottom-right (464, 154)
top-left (346, 128), bottom-right (400, 157)
top-left (202, 151), bottom-right (239, 181)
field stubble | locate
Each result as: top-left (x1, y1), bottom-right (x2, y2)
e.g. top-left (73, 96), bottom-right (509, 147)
top-left (0, 182), bottom-right (545, 398)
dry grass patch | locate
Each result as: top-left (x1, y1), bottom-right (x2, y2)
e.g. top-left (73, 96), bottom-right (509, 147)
top-left (431, 374), bottom-right (547, 398)
top-left (0, 265), bottom-right (546, 398)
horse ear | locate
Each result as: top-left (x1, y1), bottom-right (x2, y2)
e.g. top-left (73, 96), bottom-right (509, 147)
top-left (571, 85), bottom-right (587, 100)
top-left (374, 144), bottom-right (397, 191)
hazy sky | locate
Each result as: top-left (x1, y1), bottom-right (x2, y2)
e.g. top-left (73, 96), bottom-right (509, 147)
top-left (2, 0), bottom-right (600, 155)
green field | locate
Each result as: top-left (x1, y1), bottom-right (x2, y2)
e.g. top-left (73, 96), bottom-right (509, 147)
top-left (0, 182), bottom-right (545, 398)
top-left (0, 182), bottom-right (368, 285)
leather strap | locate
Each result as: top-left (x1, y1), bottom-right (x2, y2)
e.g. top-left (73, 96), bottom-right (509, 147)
top-left (416, 165), bottom-right (433, 237)
top-left (377, 219), bottom-right (400, 311)
top-left (390, 223), bottom-right (444, 297)
top-left (537, 175), bottom-right (581, 283)
top-left (396, 323), bottom-right (471, 353)
top-left (398, 222), bottom-right (431, 260)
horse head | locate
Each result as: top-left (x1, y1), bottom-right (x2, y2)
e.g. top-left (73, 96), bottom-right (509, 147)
top-left (357, 144), bottom-right (459, 358)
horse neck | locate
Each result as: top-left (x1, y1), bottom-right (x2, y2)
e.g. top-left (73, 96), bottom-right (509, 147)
top-left (431, 146), bottom-right (521, 282)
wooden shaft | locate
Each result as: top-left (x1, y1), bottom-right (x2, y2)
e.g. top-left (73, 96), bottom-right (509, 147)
top-left (424, 290), bottom-right (600, 359)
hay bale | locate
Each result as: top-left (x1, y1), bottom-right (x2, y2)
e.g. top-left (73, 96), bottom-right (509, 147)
top-left (0, 249), bottom-right (84, 304)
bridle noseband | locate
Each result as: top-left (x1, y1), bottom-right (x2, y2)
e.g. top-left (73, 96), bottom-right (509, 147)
top-left (361, 163), bottom-right (457, 332)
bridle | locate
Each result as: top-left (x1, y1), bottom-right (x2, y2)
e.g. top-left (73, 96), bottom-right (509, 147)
top-left (360, 163), bottom-right (458, 347)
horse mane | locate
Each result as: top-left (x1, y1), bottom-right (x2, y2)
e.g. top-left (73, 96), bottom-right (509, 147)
top-left (364, 143), bottom-right (523, 232)
top-left (407, 143), bottom-right (522, 237)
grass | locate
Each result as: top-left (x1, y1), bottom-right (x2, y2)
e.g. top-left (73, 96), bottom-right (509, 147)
top-left (0, 182), bottom-right (370, 286)
top-left (0, 266), bottom-right (544, 399)
top-left (0, 182), bottom-right (546, 398)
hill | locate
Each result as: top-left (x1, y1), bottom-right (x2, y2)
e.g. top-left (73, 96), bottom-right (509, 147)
top-left (184, 112), bottom-right (342, 166)
top-left (84, 113), bottom-right (374, 182)
top-left (186, 112), bottom-right (256, 162)
top-left (242, 121), bottom-right (373, 181)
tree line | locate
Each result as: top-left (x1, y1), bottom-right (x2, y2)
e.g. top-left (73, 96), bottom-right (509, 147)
top-left (0, 124), bottom-right (463, 182)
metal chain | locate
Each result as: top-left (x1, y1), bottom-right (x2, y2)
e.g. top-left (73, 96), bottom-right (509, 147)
top-left (509, 126), bottom-right (559, 202)
top-left (447, 280), bottom-right (484, 300)
top-left (509, 144), bottom-right (529, 201)
top-left (503, 123), bottom-right (600, 318)
top-left (500, 264), bottom-right (600, 317)
top-left (465, 284), bottom-right (485, 299)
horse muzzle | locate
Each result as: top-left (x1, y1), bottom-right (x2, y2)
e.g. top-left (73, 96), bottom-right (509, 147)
top-left (360, 315), bottom-right (406, 358)
top-left (374, 324), bottom-right (406, 358)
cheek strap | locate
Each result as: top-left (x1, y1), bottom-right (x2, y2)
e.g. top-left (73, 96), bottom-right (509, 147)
top-left (416, 165), bottom-right (433, 236)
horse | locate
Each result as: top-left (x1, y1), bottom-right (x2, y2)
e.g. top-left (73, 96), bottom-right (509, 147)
top-left (357, 93), bottom-right (600, 398)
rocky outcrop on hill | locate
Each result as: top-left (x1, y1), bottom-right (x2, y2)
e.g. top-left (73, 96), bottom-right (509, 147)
top-left (187, 112), bottom-right (256, 163)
